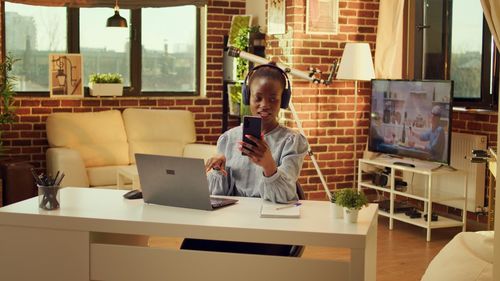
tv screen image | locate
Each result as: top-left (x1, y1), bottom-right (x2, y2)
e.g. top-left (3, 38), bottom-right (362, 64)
top-left (368, 80), bottom-right (453, 165)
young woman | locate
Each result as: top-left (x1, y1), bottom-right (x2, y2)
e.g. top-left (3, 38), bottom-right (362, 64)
top-left (205, 63), bottom-right (308, 203)
top-left (181, 64), bottom-right (309, 256)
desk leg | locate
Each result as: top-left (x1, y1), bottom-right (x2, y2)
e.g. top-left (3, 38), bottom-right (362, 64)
top-left (350, 215), bottom-right (377, 281)
top-left (0, 225), bottom-right (89, 281)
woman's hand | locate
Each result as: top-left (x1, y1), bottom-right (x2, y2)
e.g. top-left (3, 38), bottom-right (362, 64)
top-left (205, 154), bottom-right (227, 176)
top-left (239, 134), bottom-right (277, 177)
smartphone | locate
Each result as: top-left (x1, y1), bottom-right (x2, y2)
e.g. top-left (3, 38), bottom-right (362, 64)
top-left (242, 116), bottom-right (262, 155)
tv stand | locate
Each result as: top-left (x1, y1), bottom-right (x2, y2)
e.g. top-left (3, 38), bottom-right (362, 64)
top-left (430, 164), bottom-right (458, 172)
top-left (358, 157), bottom-right (467, 241)
top-left (393, 161), bottom-right (415, 168)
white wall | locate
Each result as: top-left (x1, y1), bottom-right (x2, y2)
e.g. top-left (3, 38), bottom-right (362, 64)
top-left (246, 0), bottom-right (266, 31)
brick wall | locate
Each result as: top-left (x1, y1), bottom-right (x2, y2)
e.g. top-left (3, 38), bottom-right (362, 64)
top-left (265, 0), bottom-right (379, 200)
top-left (1, 0), bottom-right (498, 203)
top-left (452, 111), bottom-right (497, 148)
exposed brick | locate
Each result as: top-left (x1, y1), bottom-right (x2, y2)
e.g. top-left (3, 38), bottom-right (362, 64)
top-left (62, 100), bottom-right (82, 107)
top-left (41, 100), bottom-right (61, 107)
top-left (21, 100), bottom-right (41, 107)
top-left (82, 100), bottom-right (101, 107)
top-left (52, 108), bottom-right (72, 113)
top-left (102, 100), bottom-right (120, 107)
top-left (139, 100), bottom-right (157, 106)
top-left (158, 100), bottom-right (175, 106)
top-left (120, 100), bottom-right (139, 107)
top-left (32, 108), bottom-right (52, 115)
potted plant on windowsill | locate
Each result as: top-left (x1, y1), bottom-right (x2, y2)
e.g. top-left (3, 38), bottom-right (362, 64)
top-left (89, 73), bottom-right (123, 97)
top-left (336, 188), bottom-right (368, 223)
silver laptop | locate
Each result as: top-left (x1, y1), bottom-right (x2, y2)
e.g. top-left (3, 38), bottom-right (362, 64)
top-left (135, 154), bottom-right (238, 211)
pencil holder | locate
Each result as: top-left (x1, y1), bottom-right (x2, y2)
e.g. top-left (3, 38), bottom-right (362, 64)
top-left (38, 185), bottom-right (60, 210)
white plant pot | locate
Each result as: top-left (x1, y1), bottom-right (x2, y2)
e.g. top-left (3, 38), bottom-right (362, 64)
top-left (343, 208), bottom-right (359, 223)
top-left (89, 82), bottom-right (123, 97)
top-left (331, 203), bottom-right (344, 219)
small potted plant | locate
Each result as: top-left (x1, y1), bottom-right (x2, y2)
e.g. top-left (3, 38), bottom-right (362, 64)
top-left (89, 72), bottom-right (123, 97)
top-left (336, 188), bottom-right (368, 223)
top-left (330, 190), bottom-right (343, 219)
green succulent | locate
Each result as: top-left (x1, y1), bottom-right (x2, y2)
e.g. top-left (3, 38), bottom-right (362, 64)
top-left (89, 73), bottom-right (123, 84)
top-left (335, 189), bottom-right (368, 210)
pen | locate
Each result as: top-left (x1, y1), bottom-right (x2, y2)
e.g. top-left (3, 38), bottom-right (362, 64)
top-left (276, 202), bottom-right (302, 210)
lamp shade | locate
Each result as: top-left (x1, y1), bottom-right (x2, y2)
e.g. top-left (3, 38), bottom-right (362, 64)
top-left (336, 43), bottom-right (375, 81)
top-left (106, 10), bottom-right (128, 27)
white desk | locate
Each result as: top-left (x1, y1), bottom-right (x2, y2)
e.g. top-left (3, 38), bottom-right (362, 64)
top-left (0, 188), bottom-right (377, 281)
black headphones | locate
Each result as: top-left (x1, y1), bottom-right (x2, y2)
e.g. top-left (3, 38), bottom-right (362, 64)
top-left (242, 63), bottom-right (292, 109)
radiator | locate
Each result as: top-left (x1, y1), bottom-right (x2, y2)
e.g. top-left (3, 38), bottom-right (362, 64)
top-left (448, 132), bottom-right (487, 212)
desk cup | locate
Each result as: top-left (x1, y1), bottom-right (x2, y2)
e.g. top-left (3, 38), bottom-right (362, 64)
top-left (38, 185), bottom-right (60, 210)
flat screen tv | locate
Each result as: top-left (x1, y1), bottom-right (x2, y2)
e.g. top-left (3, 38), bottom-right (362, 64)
top-left (368, 79), bottom-right (453, 165)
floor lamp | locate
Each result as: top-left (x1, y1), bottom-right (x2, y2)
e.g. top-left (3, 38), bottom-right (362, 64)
top-left (336, 43), bottom-right (375, 189)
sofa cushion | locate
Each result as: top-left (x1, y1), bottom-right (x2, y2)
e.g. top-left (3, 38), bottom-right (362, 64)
top-left (87, 165), bottom-right (132, 187)
top-left (46, 110), bottom-right (129, 167)
top-left (122, 108), bottom-right (196, 163)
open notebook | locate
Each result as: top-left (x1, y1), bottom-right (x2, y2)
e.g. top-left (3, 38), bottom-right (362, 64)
top-left (260, 200), bottom-right (301, 218)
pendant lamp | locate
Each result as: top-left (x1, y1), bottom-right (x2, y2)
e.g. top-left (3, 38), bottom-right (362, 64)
top-left (106, 0), bottom-right (128, 28)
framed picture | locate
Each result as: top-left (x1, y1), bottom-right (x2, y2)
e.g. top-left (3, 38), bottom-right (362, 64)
top-left (268, 0), bottom-right (286, 35)
top-left (306, 0), bottom-right (339, 35)
top-left (49, 54), bottom-right (83, 98)
top-left (228, 15), bottom-right (252, 47)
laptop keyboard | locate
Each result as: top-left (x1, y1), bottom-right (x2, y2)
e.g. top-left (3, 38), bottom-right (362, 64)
top-left (210, 197), bottom-right (238, 208)
top-left (210, 198), bottom-right (227, 208)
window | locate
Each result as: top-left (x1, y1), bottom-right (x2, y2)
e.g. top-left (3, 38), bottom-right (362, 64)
top-left (3, 2), bottom-right (201, 96)
top-left (80, 8), bottom-right (131, 87)
top-left (142, 6), bottom-right (197, 92)
top-left (5, 2), bottom-right (66, 92)
top-left (410, 0), bottom-right (499, 109)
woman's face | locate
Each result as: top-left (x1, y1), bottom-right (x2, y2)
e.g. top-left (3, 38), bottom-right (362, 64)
top-left (249, 77), bottom-right (283, 130)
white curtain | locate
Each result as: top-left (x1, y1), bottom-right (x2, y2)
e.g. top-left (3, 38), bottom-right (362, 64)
top-left (374, 0), bottom-right (404, 79)
top-left (481, 0), bottom-right (500, 51)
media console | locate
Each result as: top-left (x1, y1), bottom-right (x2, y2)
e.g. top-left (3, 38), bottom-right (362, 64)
top-left (358, 157), bottom-right (467, 241)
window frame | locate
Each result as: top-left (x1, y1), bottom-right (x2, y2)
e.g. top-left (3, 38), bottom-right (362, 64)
top-left (1, 3), bottom-right (201, 97)
top-left (407, 0), bottom-right (499, 110)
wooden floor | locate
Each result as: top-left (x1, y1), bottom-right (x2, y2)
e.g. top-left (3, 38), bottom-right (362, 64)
top-left (149, 216), bottom-right (462, 281)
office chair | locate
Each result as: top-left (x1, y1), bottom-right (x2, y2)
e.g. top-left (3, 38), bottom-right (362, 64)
top-left (288, 182), bottom-right (305, 257)
top-left (180, 182), bottom-right (306, 257)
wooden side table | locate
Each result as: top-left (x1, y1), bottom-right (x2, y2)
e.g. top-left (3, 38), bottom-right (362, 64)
top-left (0, 158), bottom-right (36, 206)
top-left (116, 166), bottom-right (140, 190)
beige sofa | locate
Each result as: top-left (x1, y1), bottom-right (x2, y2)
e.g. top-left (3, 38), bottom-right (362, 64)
top-left (421, 231), bottom-right (493, 281)
top-left (46, 108), bottom-right (217, 188)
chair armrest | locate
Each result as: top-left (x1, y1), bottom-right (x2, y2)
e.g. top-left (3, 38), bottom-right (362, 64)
top-left (46, 148), bottom-right (89, 187)
top-left (183, 143), bottom-right (217, 162)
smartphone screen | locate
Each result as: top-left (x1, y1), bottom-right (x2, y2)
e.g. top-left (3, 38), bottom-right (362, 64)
top-left (242, 116), bottom-right (262, 155)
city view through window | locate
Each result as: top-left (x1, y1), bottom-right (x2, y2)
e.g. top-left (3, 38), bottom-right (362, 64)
top-left (5, 3), bottom-right (198, 93)
top-left (450, 1), bottom-right (484, 99)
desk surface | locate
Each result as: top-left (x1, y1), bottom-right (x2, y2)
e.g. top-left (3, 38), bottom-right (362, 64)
top-left (0, 187), bottom-right (377, 248)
